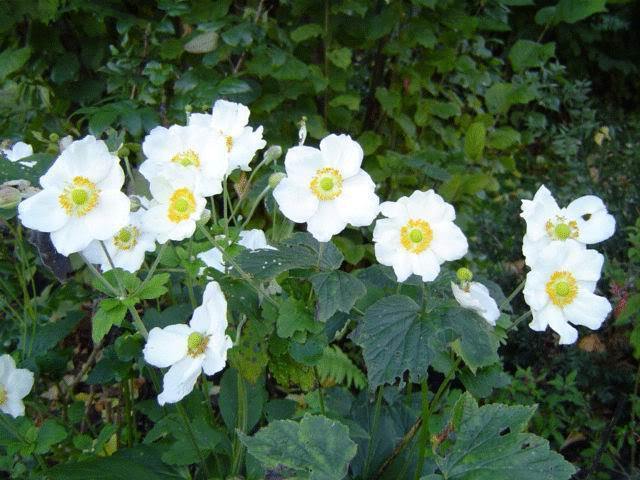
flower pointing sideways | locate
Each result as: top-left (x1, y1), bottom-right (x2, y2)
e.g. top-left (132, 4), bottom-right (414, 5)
top-left (451, 268), bottom-right (500, 326)
top-left (273, 134), bottom-right (380, 242)
top-left (143, 165), bottom-right (207, 243)
top-left (198, 229), bottom-right (276, 273)
top-left (0, 354), bottom-right (34, 418)
top-left (82, 207), bottom-right (157, 273)
top-left (523, 242), bottom-right (612, 345)
top-left (2, 141), bottom-right (35, 168)
top-left (143, 282), bottom-right (233, 405)
top-left (373, 190), bottom-right (468, 282)
top-left (189, 99), bottom-right (266, 174)
top-left (17, 136), bottom-right (131, 256)
top-left (140, 124), bottom-right (229, 196)
top-left (521, 185), bottom-right (615, 267)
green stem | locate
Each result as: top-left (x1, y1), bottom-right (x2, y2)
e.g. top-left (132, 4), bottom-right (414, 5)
top-left (230, 375), bottom-right (248, 475)
top-left (177, 402), bottom-right (209, 478)
top-left (132, 242), bottom-right (168, 297)
top-left (127, 305), bottom-right (149, 339)
top-left (500, 279), bottom-right (525, 311)
top-left (414, 378), bottom-right (430, 480)
top-left (505, 310), bottom-right (533, 333)
top-left (314, 367), bottom-right (326, 416)
top-left (99, 241), bottom-right (125, 295)
top-left (223, 178), bottom-right (230, 237)
top-left (363, 387), bottom-right (384, 478)
top-left (80, 255), bottom-right (119, 297)
top-left (240, 186), bottom-right (271, 230)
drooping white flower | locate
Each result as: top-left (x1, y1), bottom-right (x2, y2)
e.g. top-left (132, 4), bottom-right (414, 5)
top-left (520, 185), bottom-right (615, 267)
top-left (82, 207), bottom-right (157, 273)
top-left (0, 354), bottom-right (34, 418)
top-left (143, 282), bottom-right (233, 405)
top-left (523, 242), bottom-right (611, 345)
top-left (197, 229), bottom-right (276, 274)
top-left (2, 142), bottom-right (35, 167)
top-left (17, 136), bottom-right (131, 256)
top-left (451, 282), bottom-right (500, 326)
top-left (373, 190), bottom-right (468, 282)
top-left (140, 124), bottom-right (228, 196)
top-left (273, 134), bottom-right (380, 242)
top-left (189, 100), bottom-right (266, 174)
top-left (143, 166), bottom-right (207, 243)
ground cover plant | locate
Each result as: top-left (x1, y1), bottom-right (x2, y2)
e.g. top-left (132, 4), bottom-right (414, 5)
top-left (1, 1), bottom-right (639, 479)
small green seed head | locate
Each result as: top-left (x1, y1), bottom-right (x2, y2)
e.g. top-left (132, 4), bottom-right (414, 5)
top-left (456, 267), bottom-right (473, 282)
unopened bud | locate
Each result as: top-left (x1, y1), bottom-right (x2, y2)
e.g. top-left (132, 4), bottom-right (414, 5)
top-left (298, 116), bottom-right (307, 146)
top-left (0, 187), bottom-right (21, 209)
top-left (456, 267), bottom-right (473, 282)
top-left (185, 104), bottom-right (193, 113)
top-left (48, 133), bottom-right (59, 142)
top-left (118, 146), bottom-right (130, 158)
top-left (268, 172), bottom-right (286, 189)
top-left (197, 208), bottom-right (212, 226)
top-left (263, 145), bottom-right (282, 164)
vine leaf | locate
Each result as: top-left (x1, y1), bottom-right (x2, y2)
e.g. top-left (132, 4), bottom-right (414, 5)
top-left (311, 270), bottom-right (366, 321)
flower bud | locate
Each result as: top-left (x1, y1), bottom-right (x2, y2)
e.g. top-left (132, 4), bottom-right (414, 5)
top-left (118, 146), bottom-right (130, 158)
top-left (185, 104), bottom-right (193, 113)
top-left (0, 186), bottom-right (21, 209)
top-left (48, 133), bottom-right (59, 142)
top-left (456, 267), bottom-right (473, 282)
top-left (197, 208), bottom-right (212, 226)
top-left (263, 145), bottom-right (282, 164)
top-left (268, 172), bottom-right (286, 189)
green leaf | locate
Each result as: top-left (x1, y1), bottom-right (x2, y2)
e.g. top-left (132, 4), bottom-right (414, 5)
top-left (316, 345), bottom-right (367, 389)
top-left (291, 23), bottom-right (324, 43)
top-left (184, 31), bottom-right (218, 53)
top-left (277, 298), bottom-right (322, 338)
top-left (552, 0), bottom-right (607, 25)
top-left (137, 273), bottom-right (170, 300)
top-left (92, 299), bottom-right (127, 344)
top-left (330, 93), bottom-right (361, 111)
top-left (485, 82), bottom-right (536, 114)
top-left (434, 393), bottom-right (576, 480)
top-left (35, 420), bottom-right (67, 454)
top-left (508, 40), bottom-right (556, 72)
top-left (0, 47), bottom-right (31, 81)
top-left (464, 122), bottom-right (486, 160)
top-left (240, 414), bottom-right (358, 480)
top-left (0, 153), bottom-right (56, 185)
top-left (375, 87), bottom-right (401, 115)
top-left (328, 48), bottom-right (352, 69)
top-left (487, 127), bottom-right (521, 150)
top-left (89, 109), bottom-right (118, 136)
top-left (311, 271), bottom-right (366, 322)
top-left (219, 369), bottom-right (267, 432)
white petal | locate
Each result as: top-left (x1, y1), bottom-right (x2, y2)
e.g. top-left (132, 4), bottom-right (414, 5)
top-left (18, 190), bottom-right (68, 233)
top-left (1, 397), bottom-right (25, 418)
top-left (283, 146), bottom-right (324, 183)
top-left (112, 248), bottom-right (147, 273)
top-left (564, 289), bottom-right (611, 330)
top-left (197, 247), bottom-right (226, 273)
top-left (334, 170), bottom-right (379, 226)
top-left (520, 185), bottom-right (560, 241)
top-left (563, 247), bottom-right (603, 283)
top-left (7, 368), bottom-right (34, 399)
top-left (411, 251), bottom-right (441, 282)
top-left (0, 355), bottom-right (16, 384)
top-left (188, 113), bottom-right (212, 128)
top-left (273, 178), bottom-right (319, 223)
top-left (50, 218), bottom-right (95, 256)
top-left (391, 251), bottom-right (414, 282)
top-left (319, 134), bottom-right (363, 178)
top-left (430, 222), bottom-right (468, 262)
top-left (522, 234), bottom-right (550, 268)
top-left (523, 270), bottom-right (550, 311)
top-left (96, 159), bottom-right (126, 191)
top-left (306, 201), bottom-right (348, 242)
top-left (379, 200), bottom-right (408, 220)
top-left (157, 356), bottom-right (203, 405)
top-left (238, 230), bottom-right (273, 250)
top-left (7, 142), bottom-right (33, 161)
top-left (211, 100), bottom-right (250, 137)
top-left (143, 325), bottom-right (190, 368)
top-left (539, 303), bottom-right (578, 344)
top-left (452, 282), bottom-right (500, 325)
top-left (406, 190), bottom-right (455, 223)
top-left (54, 136), bottom-right (116, 184)
top-left (202, 336), bottom-right (233, 376)
top-left (193, 281), bottom-right (228, 335)
top-left (227, 126), bottom-right (266, 174)
top-left (83, 191), bottom-right (131, 241)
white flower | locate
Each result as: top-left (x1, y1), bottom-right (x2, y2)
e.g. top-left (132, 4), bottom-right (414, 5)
top-left (143, 282), bottom-right (233, 405)
top-left (373, 190), bottom-right (468, 282)
top-left (82, 207), bottom-right (157, 273)
top-left (2, 142), bottom-right (35, 167)
top-left (17, 136), bottom-right (131, 256)
top-left (451, 282), bottom-right (500, 326)
top-left (523, 242), bottom-right (611, 345)
top-left (197, 229), bottom-right (276, 274)
top-left (521, 185), bottom-right (615, 267)
top-left (273, 134), bottom-right (380, 242)
top-left (140, 124), bottom-right (228, 196)
top-left (0, 354), bottom-right (34, 418)
top-left (143, 166), bottom-right (207, 243)
top-left (189, 100), bottom-right (266, 175)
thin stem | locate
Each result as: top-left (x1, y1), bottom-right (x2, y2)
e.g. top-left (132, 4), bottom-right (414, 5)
top-left (363, 387), bottom-right (384, 478)
top-left (230, 375), bottom-right (248, 475)
top-left (223, 179), bottom-right (230, 237)
top-left (127, 305), bottom-right (149, 339)
top-left (314, 367), bottom-right (326, 416)
top-left (500, 279), bottom-right (525, 311)
top-left (133, 242), bottom-right (168, 297)
top-left (176, 402), bottom-right (209, 478)
top-left (414, 378), bottom-right (430, 480)
top-left (99, 241), bottom-right (125, 295)
top-left (80, 255), bottom-right (119, 297)
top-left (505, 310), bottom-right (533, 333)
top-left (240, 186), bottom-right (271, 230)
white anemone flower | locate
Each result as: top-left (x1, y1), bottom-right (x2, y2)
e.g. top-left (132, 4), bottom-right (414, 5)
top-left (451, 282), bottom-right (500, 326)
top-left (197, 229), bottom-right (276, 274)
top-left (373, 190), bottom-right (468, 282)
top-left (523, 242), bottom-right (611, 345)
top-left (143, 166), bottom-right (207, 243)
top-left (521, 185), bottom-right (615, 267)
top-left (82, 208), bottom-right (157, 273)
top-left (17, 136), bottom-right (130, 256)
top-left (273, 134), bottom-right (380, 242)
top-left (2, 141), bottom-right (35, 167)
top-left (189, 100), bottom-right (266, 175)
top-left (143, 282), bottom-right (233, 405)
top-left (140, 124), bottom-right (229, 196)
top-left (0, 354), bottom-right (34, 418)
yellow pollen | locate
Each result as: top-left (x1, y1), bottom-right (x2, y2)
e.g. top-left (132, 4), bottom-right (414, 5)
top-left (0, 385), bottom-right (6, 406)
top-left (187, 332), bottom-right (209, 357)
top-left (545, 216), bottom-right (579, 241)
top-left (113, 226), bottom-right (140, 251)
top-left (310, 167), bottom-right (343, 200)
top-left (168, 188), bottom-right (197, 223)
top-left (58, 176), bottom-right (100, 217)
top-left (400, 219), bottom-right (433, 254)
top-left (225, 136), bottom-right (234, 153)
top-left (545, 271), bottom-right (578, 308)
top-left (171, 149), bottom-right (200, 167)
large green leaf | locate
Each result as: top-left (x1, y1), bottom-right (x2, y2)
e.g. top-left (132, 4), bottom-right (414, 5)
top-left (484, 82), bottom-right (537, 114)
top-left (535, 0), bottom-right (607, 25)
top-left (432, 393), bottom-right (576, 480)
top-left (508, 40), bottom-right (556, 72)
top-left (234, 232), bottom-right (343, 280)
top-left (240, 414), bottom-right (358, 480)
top-left (311, 270), bottom-right (366, 322)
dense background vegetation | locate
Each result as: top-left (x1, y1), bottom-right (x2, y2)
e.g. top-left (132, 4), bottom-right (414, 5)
top-left (0, 0), bottom-right (639, 478)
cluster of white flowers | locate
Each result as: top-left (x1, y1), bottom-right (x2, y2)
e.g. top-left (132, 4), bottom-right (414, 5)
top-left (521, 185), bottom-right (615, 344)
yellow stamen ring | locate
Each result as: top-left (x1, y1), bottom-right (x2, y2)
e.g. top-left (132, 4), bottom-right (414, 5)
top-left (545, 271), bottom-right (578, 308)
top-left (400, 219), bottom-right (433, 254)
top-left (310, 167), bottom-right (343, 201)
top-left (187, 332), bottom-right (209, 357)
top-left (58, 176), bottom-right (100, 217)
top-left (545, 216), bottom-right (579, 241)
top-left (171, 149), bottom-right (200, 168)
top-left (113, 226), bottom-right (140, 251)
top-left (168, 188), bottom-right (197, 223)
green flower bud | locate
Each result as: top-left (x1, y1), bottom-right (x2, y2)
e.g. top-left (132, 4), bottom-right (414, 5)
top-left (263, 145), bottom-right (282, 164)
top-left (268, 172), bottom-right (286, 189)
top-left (0, 187), bottom-right (21, 209)
top-left (456, 267), bottom-right (473, 282)
top-left (48, 133), bottom-right (59, 142)
top-left (118, 146), bottom-right (130, 158)
top-left (197, 208), bottom-right (212, 226)
top-left (185, 104), bottom-right (193, 113)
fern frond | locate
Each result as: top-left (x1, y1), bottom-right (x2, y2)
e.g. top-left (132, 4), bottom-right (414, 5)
top-left (316, 345), bottom-right (367, 390)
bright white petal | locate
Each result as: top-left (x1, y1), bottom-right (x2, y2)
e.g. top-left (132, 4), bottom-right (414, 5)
top-left (50, 218), bottom-right (95, 256)
top-left (520, 185), bottom-right (560, 241)
top-left (96, 159), bottom-right (126, 191)
top-left (273, 178), bottom-right (319, 223)
top-left (0, 355), bottom-right (16, 384)
top-left (211, 100), bottom-right (250, 137)
top-left (157, 356), bottom-right (203, 405)
top-left (539, 303), bottom-right (578, 344)
top-left (83, 191), bottom-right (131, 241)
top-left (379, 200), bottom-right (408, 220)
top-left (143, 325), bottom-right (190, 368)
top-left (7, 368), bottom-right (34, 399)
top-left (411, 251), bottom-right (441, 282)
top-left (193, 281), bottom-right (229, 335)
top-left (306, 201), bottom-right (347, 242)
top-left (283, 146), bottom-right (324, 183)
top-left (406, 190), bottom-right (455, 223)
top-left (430, 222), bottom-right (468, 262)
top-left (1, 397), bottom-right (25, 418)
top-left (563, 247), bottom-right (603, 283)
top-left (227, 126), bottom-right (266, 174)
top-left (55, 136), bottom-right (116, 184)
top-left (6, 142), bottom-right (33, 161)
top-left (334, 171), bottom-right (379, 227)
top-left (564, 289), bottom-right (611, 330)
top-left (391, 251), bottom-right (414, 282)
top-left (198, 247), bottom-right (226, 273)
top-left (523, 270), bottom-right (550, 311)
top-left (238, 229), bottom-right (273, 250)
top-left (18, 190), bottom-right (68, 233)
top-left (319, 134), bottom-right (363, 178)
top-left (202, 336), bottom-right (233, 376)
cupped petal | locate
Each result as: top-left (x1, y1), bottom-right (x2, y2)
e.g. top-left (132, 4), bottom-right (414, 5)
top-left (50, 218), bottom-right (94, 256)
top-left (430, 222), bottom-right (468, 262)
top-left (283, 146), bottom-right (324, 182)
top-left (379, 200), bottom-right (408, 220)
top-left (523, 270), bottom-right (550, 311)
top-left (198, 247), bottom-right (226, 273)
top-left (406, 190), bottom-right (455, 223)
top-left (227, 126), bottom-right (266, 174)
top-left (539, 303), bottom-right (578, 344)
top-left (564, 247), bottom-right (604, 283)
top-left (319, 134), bottom-right (363, 178)
top-left (202, 335), bottom-right (233, 376)
top-left (157, 356), bottom-right (204, 405)
top-left (306, 201), bottom-right (347, 242)
top-left (143, 325), bottom-right (190, 368)
top-left (334, 170), bottom-right (379, 227)
top-left (83, 191), bottom-right (131, 241)
top-left (55, 136), bottom-right (116, 184)
top-left (411, 250), bottom-right (441, 282)
top-left (391, 251), bottom-right (414, 283)
top-left (18, 190), bottom-right (68, 233)
top-left (142, 126), bottom-right (179, 165)
top-left (211, 100), bottom-right (251, 137)
top-left (520, 185), bottom-right (560, 241)
top-left (238, 229), bottom-right (274, 250)
top-left (7, 368), bottom-right (34, 399)
top-left (564, 289), bottom-right (611, 330)
top-left (0, 355), bottom-right (16, 384)
top-left (96, 159), bottom-right (126, 191)
top-left (273, 178), bottom-right (319, 223)
top-left (112, 248), bottom-right (147, 273)
top-left (521, 234), bottom-right (551, 268)
top-left (1, 397), bottom-right (25, 418)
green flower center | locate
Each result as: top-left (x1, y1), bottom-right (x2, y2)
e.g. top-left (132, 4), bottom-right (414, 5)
top-left (409, 229), bottom-right (423, 243)
top-left (58, 176), bottom-right (100, 217)
top-left (171, 149), bottom-right (200, 168)
top-left (545, 216), bottom-right (579, 241)
top-left (71, 188), bottom-right (88, 205)
top-left (174, 198), bottom-right (190, 213)
top-left (555, 281), bottom-right (571, 297)
top-left (554, 223), bottom-right (571, 241)
top-left (113, 226), bottom-right (140, 251)
top-left (319, 177), bottom-right (334, 191)
top-left (187, 332), bottom-right (209, 357)
top-left (456, 267), bottom-right (473, 282)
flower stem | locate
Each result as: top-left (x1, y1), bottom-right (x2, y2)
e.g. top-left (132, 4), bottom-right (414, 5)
top-left (506, 310), bottom-right (533, 333)
top-left (132, 242), bottom-right (167, 298)
top-left (414, 377), bottom-right (430, 480)
top-left (240, 186), bottom-right (271, 230)
top-left (500, 279), bottom-right (526, 311)
top-left (363, 386), bottom-right (383, 478)
top-left (80, 255), bottom-right (119, 297)
top-left (176, 402), bottom-right (209, 478)
top-left (127, 305), bottom-right (148, 339)
top-left (230, 374), bottom-right (248, 476)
